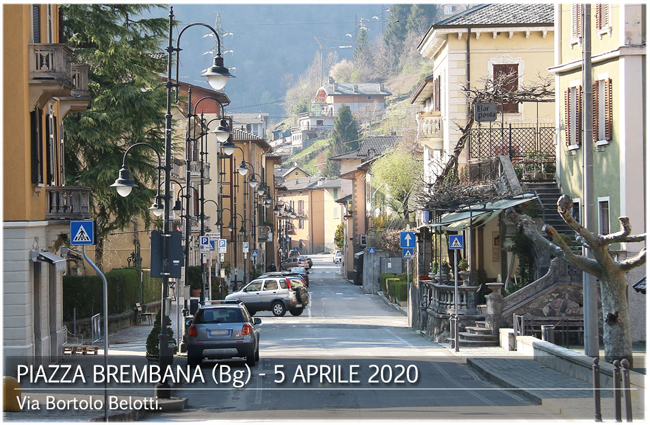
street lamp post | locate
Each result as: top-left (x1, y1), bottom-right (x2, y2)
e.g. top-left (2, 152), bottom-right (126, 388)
top-left (112, 6), bottom-right (232, 394)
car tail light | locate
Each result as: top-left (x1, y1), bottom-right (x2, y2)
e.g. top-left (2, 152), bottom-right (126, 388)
top-left (189, 325), bottom-right (197, 337)
top-left (242, 324), bottom-right (252, 336)
top-left (286, 278), bottom-right (292, 289)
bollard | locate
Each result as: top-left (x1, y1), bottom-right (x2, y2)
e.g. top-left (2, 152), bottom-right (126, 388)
top-left (621, 359), bottom-right (633, 422)
top-left (613, 360), bottom-right (622, 422)
top-left (449, 317), bottom-right (456, 349)
top-left (541, 325), bottom-right (555, 343)
top-left (3, 376), bottom-right (21, 412)
top-left (592, 358), bottom-right (602, 422)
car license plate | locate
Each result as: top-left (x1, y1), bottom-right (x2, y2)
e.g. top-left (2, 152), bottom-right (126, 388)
top-left (209, 329), bottom-right (231, 337)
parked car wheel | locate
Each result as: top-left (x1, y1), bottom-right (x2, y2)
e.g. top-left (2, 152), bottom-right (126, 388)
top-left (246, 353), bottom-right (256, 366)
top-left (272, 301), bottom-right (286, 317)
top-left (290, 308), bottom-right (304, 316)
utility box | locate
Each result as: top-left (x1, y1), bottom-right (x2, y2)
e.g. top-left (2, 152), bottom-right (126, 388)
top-left (150, 230), bottom-right (184, 278)
top-left (380, 257), bottom-right (403, 274)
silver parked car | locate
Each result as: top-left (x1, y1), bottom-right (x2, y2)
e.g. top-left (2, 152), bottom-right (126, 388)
top-left (225, 276), bottom-right (309, 317)
top-left (186, 301), bottom-right (261, 367)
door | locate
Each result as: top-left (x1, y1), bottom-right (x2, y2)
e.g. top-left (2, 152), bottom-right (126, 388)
top-left (259, 279), bottom-right (281, 308)
top-left (238, 280), bottom-right (263, 310)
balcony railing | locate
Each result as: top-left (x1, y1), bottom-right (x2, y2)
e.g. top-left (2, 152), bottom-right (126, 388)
top-left (70, 65), bottom-right (90, 97)
top-left (416, 111), bottom-right (443, 145)
top-left (420, 280), bottom-right (480, 316)
top-left (189, 162), bottom-right (210, 180)
top-left (189, 215), bottom-right (211, 233)
top-left (46, 186), bottom-right (91, 220)
top-left (29, 44), bottom-right (73, 85)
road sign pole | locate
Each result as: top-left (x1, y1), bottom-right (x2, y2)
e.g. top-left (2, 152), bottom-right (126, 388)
top-left (454, 249), bottom-right (459, 352)
top-left (208, 251), bottom-right (212, 301)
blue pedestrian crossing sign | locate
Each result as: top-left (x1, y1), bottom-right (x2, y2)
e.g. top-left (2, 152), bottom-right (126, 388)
top-left (402, 248), bottom-right (414, 260)
top-left (449, 235), bottom-right (464, 250)
top-left (251, 250), bottom-right (258, 258)
top-left (400, 231), bottom-right (415, 248)
top-left (70, 221), bottom-right (94, 245)
top-left (368, 247), bottom-right (375, 254)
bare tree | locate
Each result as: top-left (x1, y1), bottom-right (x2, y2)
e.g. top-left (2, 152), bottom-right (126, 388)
top-left (507, 196), bottom-right (646, 365)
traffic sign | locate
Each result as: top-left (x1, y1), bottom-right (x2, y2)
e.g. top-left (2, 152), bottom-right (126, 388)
top-left (368, 247), bottom-right (376, 254)
top-left (206, 232), bottom-right (220, 240)
top-left (218, 239), bottom-right (227, 254)
top-left (251, 250), bottom-right (258, 258)
top-left (400, 231), bottom-right (415, 248)
top-left (449, 235), bottom-right (464, 250)
top-left (70, 221), bottom-right (95, 245)
top-left (200, 236), bottom-right (215, 252)
top-left (243, 242), bottom-right (249, 253)
top-left (402, 248), bottom-right (414, 260)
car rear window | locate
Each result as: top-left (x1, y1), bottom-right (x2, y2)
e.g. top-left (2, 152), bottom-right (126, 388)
top-left (288, 277), bottom-right (304, 288)
top-left (194, 308), bottom-right (243, 324)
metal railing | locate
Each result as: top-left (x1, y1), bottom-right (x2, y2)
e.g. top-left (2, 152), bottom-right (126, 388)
top-left (468, 122), bottom-right (555, 165)
top-left (513, 314), bottom-right (525, 336)
top-left (45, 186), bottom-right (91, 220)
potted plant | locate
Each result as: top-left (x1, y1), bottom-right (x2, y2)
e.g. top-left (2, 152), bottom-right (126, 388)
top-left (440, 261), bottom-right (451, 277)
top-left (428, 261), bottom-right (439, 279)
top-left (457, 258), bottom-right (473, 285)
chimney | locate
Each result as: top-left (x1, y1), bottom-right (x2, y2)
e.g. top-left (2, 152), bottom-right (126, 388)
top-left (333, 83), bottom-right (338, 92)
top-left (328, 76), bottom-right (335, 84)
top-left (353, 84), bottom-right (359, 93)
top-left (380, 83), bottom-right (384, 92)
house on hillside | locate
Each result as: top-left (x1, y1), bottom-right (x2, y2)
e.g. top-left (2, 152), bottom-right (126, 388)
top-left (549, 3), bottom-right (646, 342)
top-left (329, 135), bottom-right (401, 282)
top-left (3, 4), bottom-right (91, 367)
top-left (232, 112), bottom-right (269, 138)
top-left (274, 166), bottom-right (310, 186)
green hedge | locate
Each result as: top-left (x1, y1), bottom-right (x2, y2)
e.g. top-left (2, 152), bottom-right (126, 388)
top-left (63, 268), bottom-right (161, 322)
top-left (380, 273), bottom-right (407, 292)
top-left (388, 280), bottom-right (408, 302)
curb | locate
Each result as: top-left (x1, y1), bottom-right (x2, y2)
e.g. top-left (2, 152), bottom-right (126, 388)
top-left (377, 291), bottom-right (407, 316)
top-left (90, 397), bottom-right (188, 422)
top-left (465, 358), bottom-right (544, 404)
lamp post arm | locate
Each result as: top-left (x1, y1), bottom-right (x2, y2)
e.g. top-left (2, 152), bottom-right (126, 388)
top-left (122, 142), bottom-right (163, 197)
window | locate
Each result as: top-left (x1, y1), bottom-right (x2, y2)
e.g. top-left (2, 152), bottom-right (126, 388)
top-left (572, 198), bottom-right (581, 224)
top-left (564, 84), bottom-right (582, 147)
top-left (493, 64), bottom-right (519, 113)
top-left (263, 280), bottom-right (279, 291)
top-left (31, 108), bottom-right (43, 184)
top-left (596, 4), bottom-right (611, 32)
top-left (592, 78), bottom-right (612, 144)
top-left (571, 4), bottom-right (583, 42)
top-left (32, 5), bottom-right (41, 43)
top-left (46, 104), bottom-right (57, 186)
top-left (46, 4), bottom-right (53, 43)
top-left (598, 198), bottom-right (610, 235)
top-left (333, 206), bottom-right (339, 219)
top-left (332, 188), bottom-right (338, 199)
top-left (298, 219), bottom-right (304, 229)
top-left (298, 199), bottom-right (304, 215)
top-left (433, 75), bottom-right (441, 112)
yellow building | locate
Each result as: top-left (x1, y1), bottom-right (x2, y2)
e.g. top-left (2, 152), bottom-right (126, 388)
top-left (549, 4), bottom-right (646, 341)
top-left (3, 4), bottom-right (91, 364)
top-left (277, 176), bottom-right (343, 256)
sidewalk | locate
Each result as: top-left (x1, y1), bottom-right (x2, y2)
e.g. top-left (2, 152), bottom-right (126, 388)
top-left (442, 343), bottom-right (646, 421)
top-left (4, 298), bottom-right (187, 422)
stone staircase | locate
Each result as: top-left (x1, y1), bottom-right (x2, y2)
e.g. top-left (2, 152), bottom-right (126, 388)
top-left (458, 320), bottom-right (499, 347)
top-left (522, 181), bottom-right (578, 247)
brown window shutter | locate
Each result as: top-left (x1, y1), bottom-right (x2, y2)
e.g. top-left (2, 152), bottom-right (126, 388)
top-left (603, 4), bottom-right (610, 28)
top-left (604, 78), bottom-right (612, 141)
top-left (572, 5), bottom-right (583, 39)
top-left (592, 81), bottom-right (599, 142)
top-left (576, 86), bottom-right (582, 146)
top-left (565, 88), bottom-right (571, 146)
top-left (595, 4), bottom-right (602, 30)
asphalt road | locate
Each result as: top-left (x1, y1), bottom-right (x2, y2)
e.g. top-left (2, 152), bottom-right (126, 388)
top-left (145, 253), bottom-right (563, 422)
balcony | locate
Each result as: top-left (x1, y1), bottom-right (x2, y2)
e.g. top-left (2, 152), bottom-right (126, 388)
top-left (46, 186), bottom-right (91, 221)
top-left (189, 162), bottom-right (210, 182)
top-left (189, 215), bottom-right (211, 233)
top-left (59, 65), bottom-right (92, 119)
top-left (415, 111), bottom-right (443, 150)
top-left (29, 43), bottom-right (74, 109)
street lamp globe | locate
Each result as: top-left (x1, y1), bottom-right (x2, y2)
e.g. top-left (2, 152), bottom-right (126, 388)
top-left (172, 199), bottom-right (183, 218)
top-left (149, 196), bottom-right (165, 217)
top-left (236, 160), bottom-right (249, 176)
top-left (221, 139), bottom-right (237, 156)
top-left (257, 186), bottom-right (266, 197)
top-left (111, 167), bottom-right (137, 197)
top-left (211, 119), bottom-right (231, 143)
top-left (247, 175), bottom-right (259, 189)
top-left (200, 56), bottom-right (234, 90)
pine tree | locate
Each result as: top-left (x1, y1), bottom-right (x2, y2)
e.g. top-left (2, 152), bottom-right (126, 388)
top-left (61, 4), bottom-right (169, 270)
top-left (382, 4), bottom-right (411, 73)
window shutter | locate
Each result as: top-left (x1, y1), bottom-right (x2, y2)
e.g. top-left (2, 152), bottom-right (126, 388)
top-left (32, 5), bottom-right (41, 43)
top-left (604, 78), bottom-right (612, 141)
top-left (572, 4), bottom-right (583, 39)
top-left (564, 88), bottom-right (571, 146)
top-left (603, 4), bottom-right (610, 28)
top-left (30, 109), bottom-right (43, 184)
top-left (595, 4), bottom-right (602, 30)
top-left (46, 112), bottom-right (52, 184)
top-left (592, 81), bottom-right (599, 142)
top-left (576, 85), bottom-right (583, 146)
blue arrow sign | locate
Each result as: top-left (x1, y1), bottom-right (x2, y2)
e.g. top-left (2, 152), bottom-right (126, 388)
top-left (400, 231), bottom-right (415, 248)
top-left (449, 234), bottom-right (464, 250)
top-left (368, 247), bottom-right (376, 254)
top-left (70, 221), bottom-right (94, 245)
top-left (402, 248), bottom-right (414, 260)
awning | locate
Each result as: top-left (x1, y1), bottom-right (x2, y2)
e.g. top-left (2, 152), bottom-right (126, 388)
top-left (354, 251), bottom-right (365, 259)
top-left (426, 194), bottom-right (536, 230)
top-left (30, 250), bottom-right (67, 273)
top-left (633, 277), bottom-right (646, 294)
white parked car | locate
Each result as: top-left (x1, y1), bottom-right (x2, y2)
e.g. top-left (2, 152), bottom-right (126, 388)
top-left (333, 251), bottom-right (342, 264)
